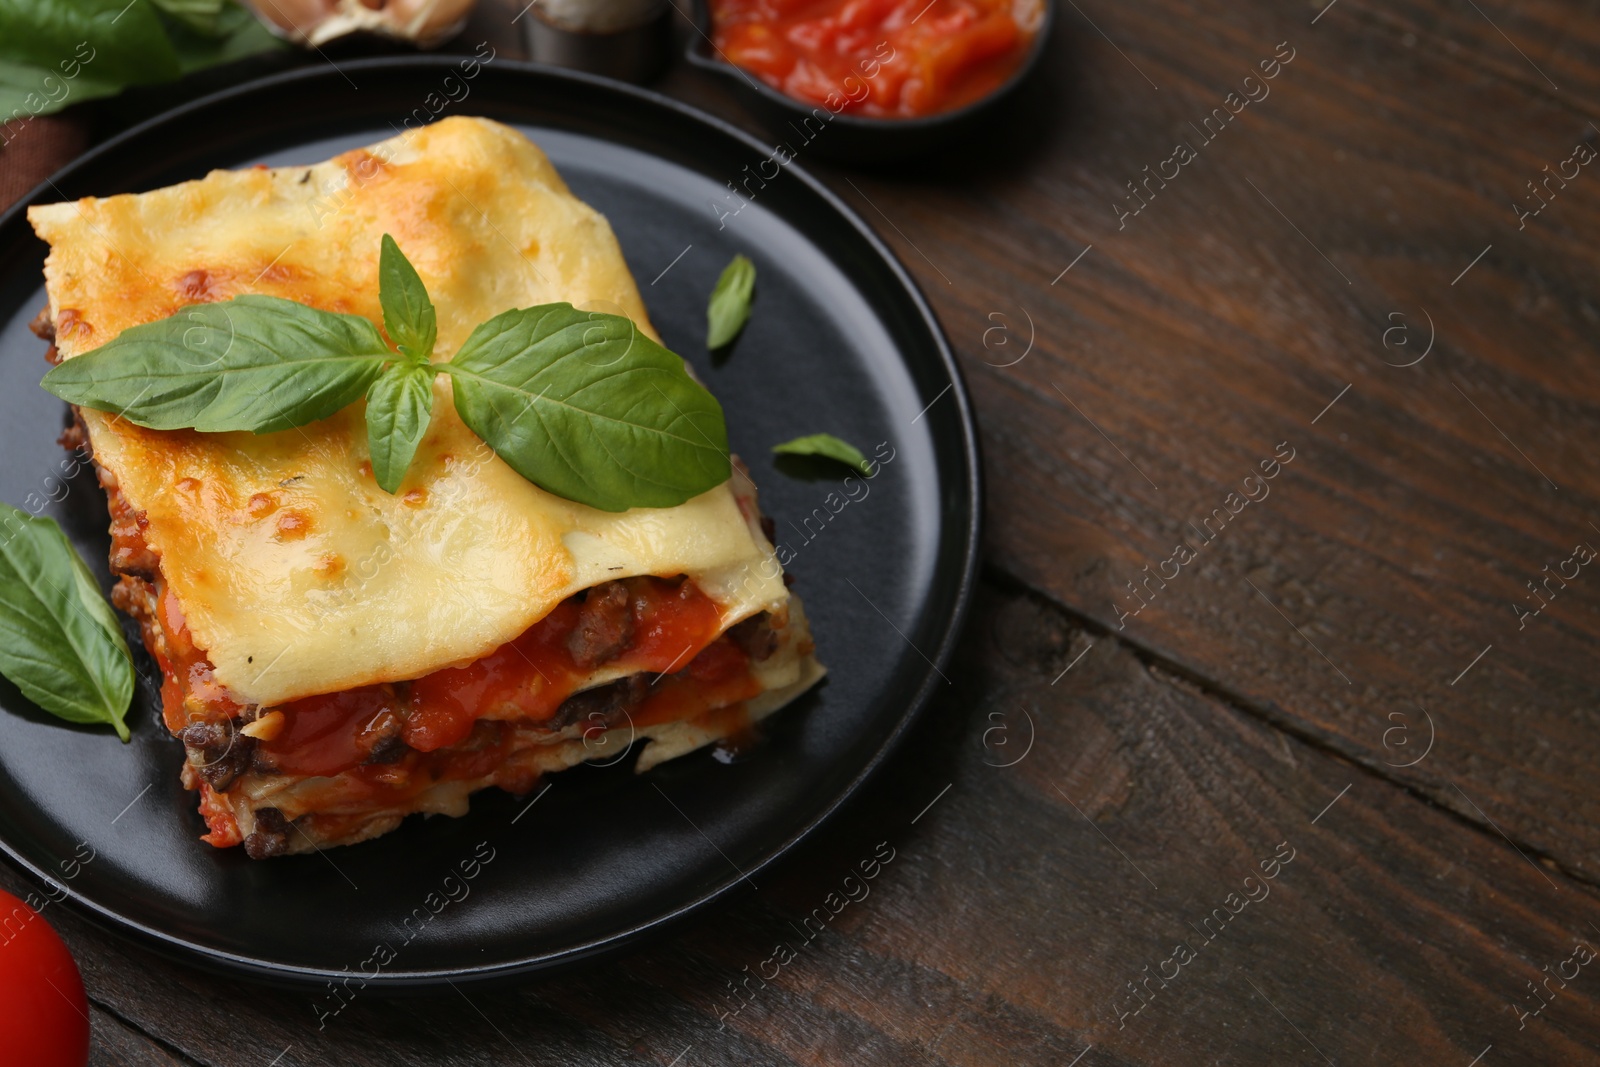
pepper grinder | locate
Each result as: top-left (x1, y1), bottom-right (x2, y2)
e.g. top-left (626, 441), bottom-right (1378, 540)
top-left (523, 0), bottom-right (673, 84)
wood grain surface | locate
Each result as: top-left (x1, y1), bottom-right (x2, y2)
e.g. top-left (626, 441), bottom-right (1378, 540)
top-left (10, 581), bottom-right (1600, 1064)
top-left (3, 0), bottom-right (1599, 1063)
top-left (807, 0), bottom-right (1600, 884)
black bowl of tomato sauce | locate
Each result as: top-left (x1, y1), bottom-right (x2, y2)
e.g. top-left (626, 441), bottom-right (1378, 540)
top-left (686, 0), bottom-right (1052, 164)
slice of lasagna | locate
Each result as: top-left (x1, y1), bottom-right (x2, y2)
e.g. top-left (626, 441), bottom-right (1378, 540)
top-left (27, 116), bottom-right (822, 858)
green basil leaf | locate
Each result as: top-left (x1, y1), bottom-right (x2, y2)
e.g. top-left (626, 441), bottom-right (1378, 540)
top-left (0, 1), bottom-right (279, 118)
top-left (0, 503), bottom-right (133, 741)
top-left (772, 433), bottom-right (873, 476)
top-left (366, 361), bottom-right (436, 495)
top-left (150, 0), bottom-right (222, 35)
top-left (40, 295), bottom-right (390, 434)
top-left (165, 1), bottom-right (284, 74)
top-left (0, 58), bottom-right (124, 119)
top-left (378, 234), bottom-right (437, 363)
top-left (706, 254), bottom-right (755, 349)
top-left (0, 0), bottom-right (181, 88)
top-left (446, 304), bottom-right (731, 512)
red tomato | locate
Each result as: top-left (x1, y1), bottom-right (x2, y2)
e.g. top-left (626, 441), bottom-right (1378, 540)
top-left (0, 889), bottom-right (89, 1067)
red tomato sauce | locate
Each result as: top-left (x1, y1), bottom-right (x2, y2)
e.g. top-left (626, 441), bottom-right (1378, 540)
top-left (153, 585), bottom-right (246, 734)
top-left (401, 577), bottom-right (729, 753)
top-left (633, 639), bottom-right (765, 729)
top-left (270, 686), bottom-right (399, 776)
top-left (143, 571), bottom-right (760, 796)
top-left (103, 494), bottom-right (246, 736)
top-left (711, 0), bottom-right (1042, 118)
top-left (196, 783), bottom-right (243, 848)
top-left (252, 576), bottom-right (746, 780)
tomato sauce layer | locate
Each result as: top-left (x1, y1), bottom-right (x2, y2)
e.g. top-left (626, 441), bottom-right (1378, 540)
top-left (196, 784), bottom-right (242, 848)
top-left (153, 584), bottom-right (245, 735)
top-left (246, 576), bottom-right (751, 780)
top-left (711, 0), bottom-right (1041, 118)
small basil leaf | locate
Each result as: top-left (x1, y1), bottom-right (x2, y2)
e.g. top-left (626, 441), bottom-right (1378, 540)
top-left (706, 254), bottom-right (755, 349)
top-left (447, 304), bottom-right (731, 512)
top-left (40, 295), bottom-right (390, 434)
top-left (772, 433), bottom-right (873, 476)
top-left (378, 234), bottom-right (437, 363)
top-left (366, 362), bottom-right (436, 495)
top-left (0, 503), bottom-right (133, 741)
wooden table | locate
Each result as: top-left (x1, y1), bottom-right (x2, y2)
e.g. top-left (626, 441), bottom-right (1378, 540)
top-left (6, 0), bottom-right (1600, 1063)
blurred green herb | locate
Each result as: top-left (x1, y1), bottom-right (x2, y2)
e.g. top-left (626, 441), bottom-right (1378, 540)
top-left (151, 0), bottom-right (224, 35)
top-left (0, 0), bottom-right (284, 123)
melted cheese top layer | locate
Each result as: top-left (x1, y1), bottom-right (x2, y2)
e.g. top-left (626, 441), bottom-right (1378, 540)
top-left (28, 117), bottom-right (787, 707)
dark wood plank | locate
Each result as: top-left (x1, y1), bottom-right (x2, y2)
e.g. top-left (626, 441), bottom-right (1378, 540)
top-left (7, 1), bottom-right (1600, 1062)
top-left (9, 581), bottom-right (1600, 1066)
top-left (1336, 0), bottom-right (1600, 107)
top-left (743, 0), bottom-right (1600, 882)
top-left (91, 1010), bottom-right (197, 1067)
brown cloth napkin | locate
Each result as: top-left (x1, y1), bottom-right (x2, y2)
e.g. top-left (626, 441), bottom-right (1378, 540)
top-left (0, 115), bottom-right (92, 214)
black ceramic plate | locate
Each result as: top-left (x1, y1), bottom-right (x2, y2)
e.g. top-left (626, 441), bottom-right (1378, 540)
top-left (0, 58), bottom-right (979, 987)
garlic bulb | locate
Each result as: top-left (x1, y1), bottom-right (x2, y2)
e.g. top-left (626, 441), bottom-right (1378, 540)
top-left (245, 0), bottom-right (475, 48)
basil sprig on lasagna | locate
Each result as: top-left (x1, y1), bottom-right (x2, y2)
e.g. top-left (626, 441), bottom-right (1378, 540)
top-left (39, 236), bottom-right (730, 511)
